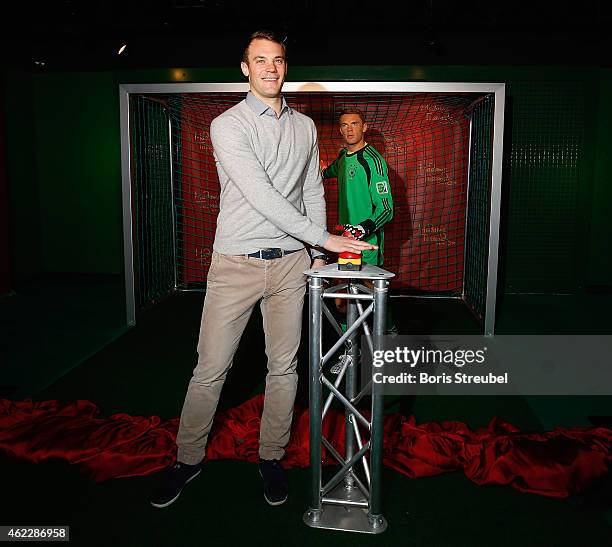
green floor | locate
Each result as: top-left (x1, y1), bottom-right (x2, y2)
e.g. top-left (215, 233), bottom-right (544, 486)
top-left (1, 284), bottom-right (611, 546)
top-left (0, 277), bottom-right (128, 399)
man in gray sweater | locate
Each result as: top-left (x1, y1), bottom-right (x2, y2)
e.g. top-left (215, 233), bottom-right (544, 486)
top-left (151, 30), bottom-right (376, 508)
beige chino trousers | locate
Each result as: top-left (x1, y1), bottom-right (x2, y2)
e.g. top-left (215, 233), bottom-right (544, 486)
top-left (176, 249), bottom-right (311, 464)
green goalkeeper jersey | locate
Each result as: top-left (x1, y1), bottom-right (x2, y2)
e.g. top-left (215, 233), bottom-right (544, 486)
top-left (323, 143), bottom-right (393, 265)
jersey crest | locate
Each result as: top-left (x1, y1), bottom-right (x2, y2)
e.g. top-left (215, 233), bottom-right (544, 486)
top-left (347, 164), bottom-right (357, 179)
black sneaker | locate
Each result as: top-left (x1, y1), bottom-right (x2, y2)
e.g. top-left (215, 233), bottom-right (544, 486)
top-left (386, 325), bottom-right (399, 337)
top-left (150, 461), bottom-right (202, 508)
top-left (259, 459), bottom-right (288, 506)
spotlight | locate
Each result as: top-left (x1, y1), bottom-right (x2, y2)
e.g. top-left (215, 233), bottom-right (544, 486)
top-left (171, 69), bottom-right (189, 81)
top-left (117, 44), bottom-right (127, 55)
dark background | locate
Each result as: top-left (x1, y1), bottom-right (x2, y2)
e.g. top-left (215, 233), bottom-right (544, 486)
top-left (1, 0), bottom-right (611, 70)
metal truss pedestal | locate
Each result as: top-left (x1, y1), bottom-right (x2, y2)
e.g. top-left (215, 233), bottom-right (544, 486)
top-left (303, 263), bottom-right (395, 534)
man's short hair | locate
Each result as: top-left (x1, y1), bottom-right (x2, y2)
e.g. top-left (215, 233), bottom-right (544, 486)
top-left (242, 30), bottom-right (287, 63)
top-left (339, 107), bottom-right (366, 124)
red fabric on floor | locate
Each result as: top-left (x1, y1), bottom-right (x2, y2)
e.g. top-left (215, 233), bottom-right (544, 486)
top-left (1, 395), bottom-right (610, 497)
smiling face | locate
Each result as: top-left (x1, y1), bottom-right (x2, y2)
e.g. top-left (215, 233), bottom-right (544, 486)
top-left (240, 38), bottom-right (287, 103)
top-left (339, 113), bottom-right (368, 151)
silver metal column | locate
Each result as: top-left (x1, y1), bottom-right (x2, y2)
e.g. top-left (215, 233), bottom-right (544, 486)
top-left (306, 275), bottom-right (323, 523)
top-left (344, 282), bottom-right (357, 489)
top-left (369, 278), bottom-right (388, 528)
top-left (303, 263), bottom-right (394, 534)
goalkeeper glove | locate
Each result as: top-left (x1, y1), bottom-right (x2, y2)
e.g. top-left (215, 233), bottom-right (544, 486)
top-left (340, 223), bottom-right (367, 240)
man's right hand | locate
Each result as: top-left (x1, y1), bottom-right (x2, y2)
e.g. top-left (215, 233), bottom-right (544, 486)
top-left (323, 234), bottom-right (377, 254)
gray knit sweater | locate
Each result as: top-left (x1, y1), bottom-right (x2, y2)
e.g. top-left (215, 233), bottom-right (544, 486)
top-left (210, 92), bottom-right (329, 255)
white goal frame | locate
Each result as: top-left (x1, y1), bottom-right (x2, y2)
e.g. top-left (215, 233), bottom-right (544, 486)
top-left (119, 82), bottom-right (505, 335)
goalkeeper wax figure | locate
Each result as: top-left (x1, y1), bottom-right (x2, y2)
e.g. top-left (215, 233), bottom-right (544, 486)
top-left (323, 107), bottom-right (397, 334)
top-left (151, 31), bottom-right (377, 509)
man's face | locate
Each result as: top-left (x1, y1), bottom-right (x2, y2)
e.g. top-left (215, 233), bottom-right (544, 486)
top-left (241, 38), bottom-right (287, 101)
top-left (339, 114), bottom-right (368, 147)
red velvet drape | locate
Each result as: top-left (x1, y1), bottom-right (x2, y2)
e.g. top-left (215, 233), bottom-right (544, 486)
top-left (1, 395), bottom-right (610, 498)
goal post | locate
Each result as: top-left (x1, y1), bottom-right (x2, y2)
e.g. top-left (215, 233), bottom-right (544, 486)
top-left (120, 82), bottom-right (505, 335)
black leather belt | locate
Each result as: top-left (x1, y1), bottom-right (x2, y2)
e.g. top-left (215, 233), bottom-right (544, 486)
top-left (247, 248), bottom-right (302, 260)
